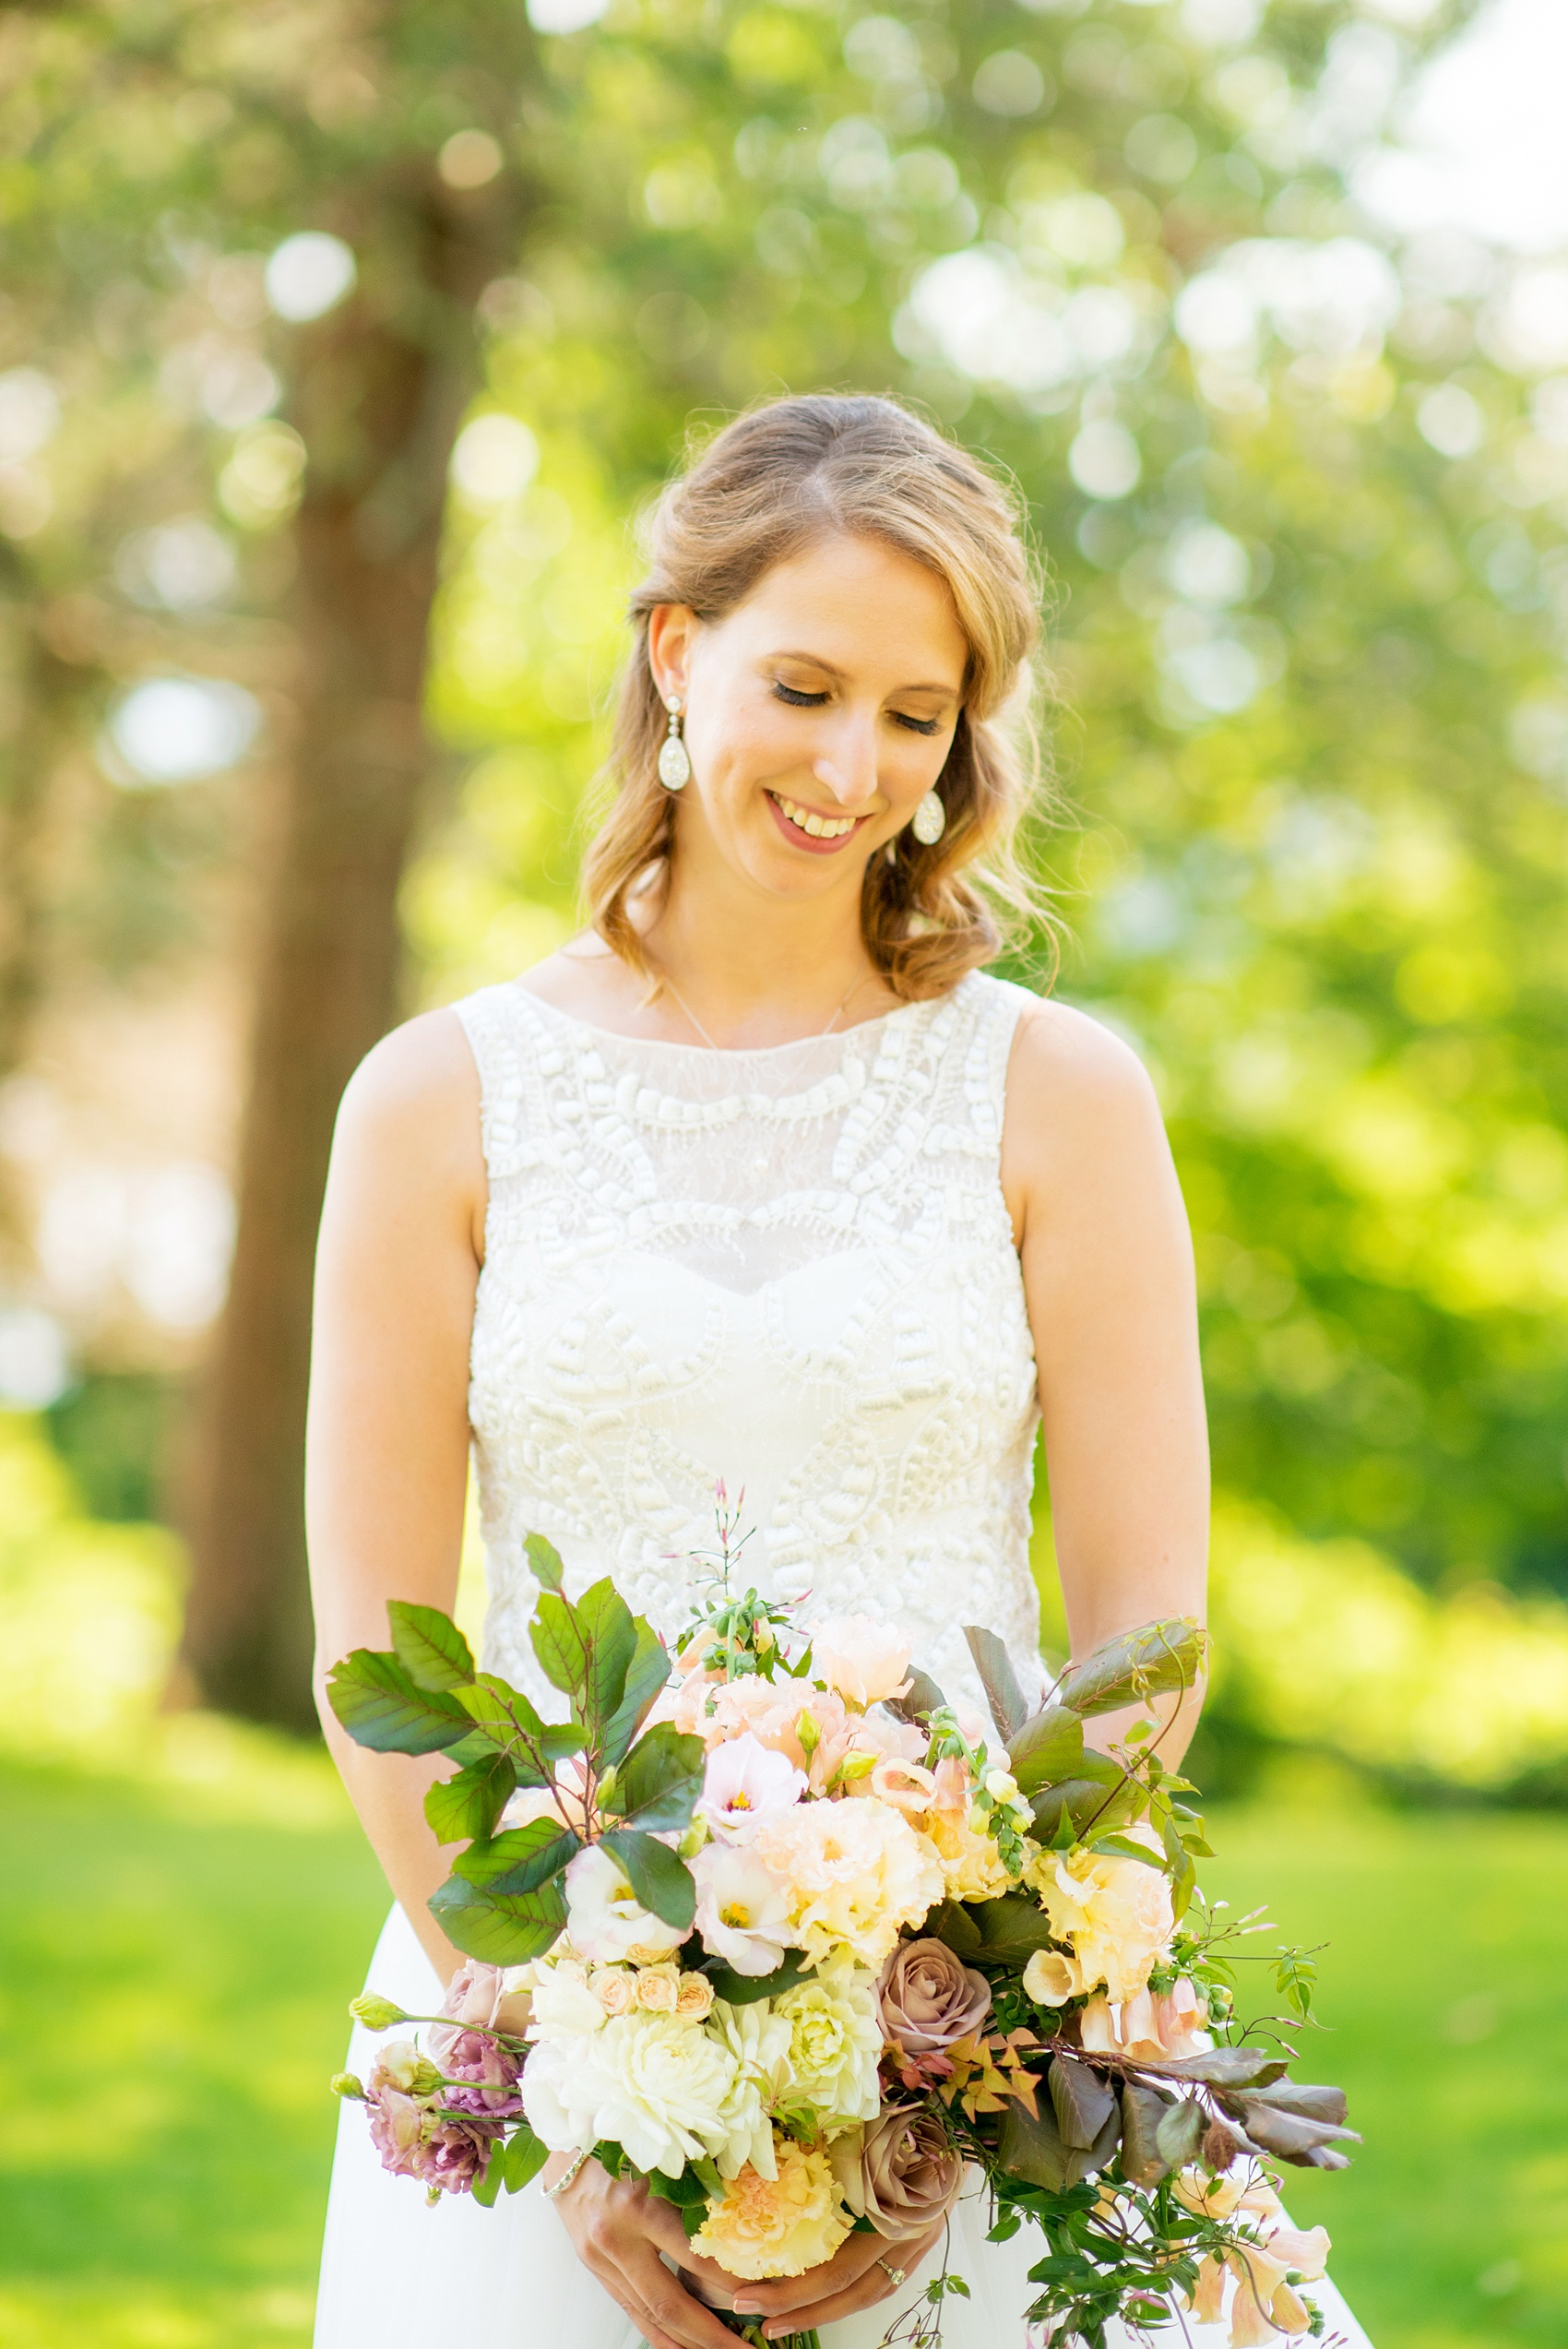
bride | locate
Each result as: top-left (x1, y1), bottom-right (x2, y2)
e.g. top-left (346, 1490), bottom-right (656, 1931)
top-left (307, 394), bottom-right (1372, 2348)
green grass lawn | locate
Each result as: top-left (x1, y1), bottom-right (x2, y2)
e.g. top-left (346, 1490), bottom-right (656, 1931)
top-left (2, 1754), bottom-right (1564, 2348)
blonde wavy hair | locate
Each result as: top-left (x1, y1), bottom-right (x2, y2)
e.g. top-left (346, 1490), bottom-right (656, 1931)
top-left (586, 393), bottom-right (1050, 1000)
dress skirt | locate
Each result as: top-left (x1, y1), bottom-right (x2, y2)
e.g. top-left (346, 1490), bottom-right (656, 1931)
top-left (314, 1906), bottom-right (1376, 2349)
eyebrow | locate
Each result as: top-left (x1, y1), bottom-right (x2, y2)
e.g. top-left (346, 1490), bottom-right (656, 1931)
top-left (766, 650), bottom-right (960, 697)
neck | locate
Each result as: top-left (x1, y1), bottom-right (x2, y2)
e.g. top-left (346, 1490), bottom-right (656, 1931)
top-left (640, 854), bottom-right (888, 1044)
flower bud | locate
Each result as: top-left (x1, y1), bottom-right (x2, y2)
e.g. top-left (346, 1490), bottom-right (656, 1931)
top-left (349, 1994), bottom-right (408, 2032)
top-left (331, 2072), bottom-right (366, 2100)
top-left (985, 1769), bottom-right (1018, 1803)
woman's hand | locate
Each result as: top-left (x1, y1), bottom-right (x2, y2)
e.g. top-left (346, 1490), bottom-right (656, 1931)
top-left (726, 2223), bottom-right (944, 2340)
top-left (543, 2152), bottom-right (745, 2349)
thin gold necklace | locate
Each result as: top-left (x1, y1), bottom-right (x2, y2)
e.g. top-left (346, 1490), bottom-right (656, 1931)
top-left (656, 969), bottom-right (864, 1052)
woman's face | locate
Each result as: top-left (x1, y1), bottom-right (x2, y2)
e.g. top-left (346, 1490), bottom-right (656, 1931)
top-left (647, 532), bottom-right (968, 908)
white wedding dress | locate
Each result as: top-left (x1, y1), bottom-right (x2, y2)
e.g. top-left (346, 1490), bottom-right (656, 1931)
top-left (315, 972), bottom-right (1372, 2349)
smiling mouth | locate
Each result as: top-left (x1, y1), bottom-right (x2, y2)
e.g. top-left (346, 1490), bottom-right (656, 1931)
top-left (768, 792), bottom-right (862, 841)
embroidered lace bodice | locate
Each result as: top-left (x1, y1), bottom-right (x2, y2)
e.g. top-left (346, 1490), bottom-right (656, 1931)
top-left (455, 970), bottom-right (1044, 1723)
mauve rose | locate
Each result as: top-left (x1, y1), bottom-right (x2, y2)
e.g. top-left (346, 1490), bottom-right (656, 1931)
top-left (831, 2106), bottom-right (964, 2243)
top-left (877, 1938), bottom-right (992, 2057)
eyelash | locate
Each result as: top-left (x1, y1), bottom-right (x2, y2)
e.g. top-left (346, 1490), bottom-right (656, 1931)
top-left (771, 682), bottom-right (942, 736)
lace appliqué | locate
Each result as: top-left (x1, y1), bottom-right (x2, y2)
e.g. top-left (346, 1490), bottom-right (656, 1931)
top-left (456, 972), bottom-right (1043, 1723)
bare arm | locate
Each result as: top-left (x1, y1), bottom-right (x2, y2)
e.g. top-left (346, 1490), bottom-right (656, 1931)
top-left (1003, 1002), bottom-right (1210, 1760)
top-left (305, 1008), bottom-right (738, 2349)
top-left (306, 1008), bottom-right (485, 1984)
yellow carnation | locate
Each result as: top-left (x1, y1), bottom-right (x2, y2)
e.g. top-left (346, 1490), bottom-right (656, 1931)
top-left (928, 1806), bottom-right (1015, 1902)
top-left (1026, 1849), bottom-right (1174, 2004)
top-left (755, 1798), bottom-right (944, 1972)
top-left (691, 2133), bottom-right (853, 2279)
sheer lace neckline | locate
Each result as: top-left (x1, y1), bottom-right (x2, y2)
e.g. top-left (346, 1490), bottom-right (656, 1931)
top-left (512, 979), bottom-right (942, 1062)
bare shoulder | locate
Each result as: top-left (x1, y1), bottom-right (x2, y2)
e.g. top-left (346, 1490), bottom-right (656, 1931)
top-left (332, 1008), bottom-right (483, 1206)
top-left (1001, 994), bottom-right (1172, 1224)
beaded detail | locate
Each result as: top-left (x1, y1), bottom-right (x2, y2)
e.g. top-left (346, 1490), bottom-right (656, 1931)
top-left (455, 971), bottom-right (1043, 1723)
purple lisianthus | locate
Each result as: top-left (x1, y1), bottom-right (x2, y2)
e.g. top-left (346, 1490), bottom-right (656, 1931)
top-left (439, 2029), bottom-right (527, 2120)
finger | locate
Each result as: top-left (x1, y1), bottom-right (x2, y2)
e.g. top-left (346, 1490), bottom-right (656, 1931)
top-left (754, 2227), bottom-right (945, 2337)
top-left (621, 2245), bottom-right (742, 2349)
top-left (733, 2234), bottom-right (889, 2317)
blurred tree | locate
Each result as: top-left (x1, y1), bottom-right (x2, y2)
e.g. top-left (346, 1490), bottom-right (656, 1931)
top-left (9, 0), bottom-right (1568, 1779)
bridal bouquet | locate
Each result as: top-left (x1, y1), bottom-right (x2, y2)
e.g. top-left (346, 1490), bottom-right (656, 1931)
top-left (327, 1500), bottom-right (1354, 2348)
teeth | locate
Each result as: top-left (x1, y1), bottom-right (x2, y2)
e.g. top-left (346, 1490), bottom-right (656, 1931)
top-left (775, 794), bottom-right (854, 840)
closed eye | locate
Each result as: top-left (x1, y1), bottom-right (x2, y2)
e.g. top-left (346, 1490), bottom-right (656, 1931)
top-left (893, 712), bottom-right (942, 736)
top-left (772, 682), bottom-right (828, 708)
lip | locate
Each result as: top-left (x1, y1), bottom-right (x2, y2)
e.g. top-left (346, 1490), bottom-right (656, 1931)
top-left (765, 791), bottom-right (873, 857)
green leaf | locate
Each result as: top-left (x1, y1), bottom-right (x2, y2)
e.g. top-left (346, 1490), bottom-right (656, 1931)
top-left (471, 2151), bottom-right (503, 2207)
top-left (530, 1579), bottom-right (638, 1726)
top-left (424, 1753), bottom-right (517, 1844)
top-left (454, 1816), bottom-right (581, 1896)
top-left (647, 2166), bottom-right (712, 2209)
top-left (924, 1900), bottom-right (984, 1961)
top-left (454, 1675), bottom-right (586, 1783)
top-left (428, 1872), bottom-right (567, 1965)
top-left (1238, 2081), bottom-right (1348, 2128)
top-left (574, 1578), bottom-right (639, 1725)
top-left (966, 1892), bottom-right (1059, 1963)
top-left (1054, 1618), bottom-right (1207, 1720)
top-left (702, 1951), bottom-right (812, 2005)
top-left (885, 1667), bottom-right (947, 1726)
top-left (1120, 2081), bottom-right (1174, 2187)
top-left (525, 1532), bottom-right (564, 1592)
top-left (963, 1625), bottom-right (1029, 1743)
top-left (1027, 1752), bottom-right (1138, 1843)
top-left (1154, 2097), bottom-right (1206, 2168)
top-left (501, 2125), bottom-right (551, 2194)
top-left (997, 2096), bottom-right (1072, 2191)
top-left (387, 1602), bottom-right (476, 1693)
top-left (1048, 2054), bottom-right (1118, 2152)
top-left (1007, 1704), bottom-right (1086, 1797)
top-left (600, 1620), bottom-right (672, 1767)
top-left (1224, 2099), bottom-right (1360, 2164)
top-left (1144, 2047), bottom-right (1289, 2091)
top-left (326, 1649), bottom-right (474, 1757)
top-left (605, 1723), bottom-right (706, 1833)
top-left (597, 1827), bottom-right (695, 1931)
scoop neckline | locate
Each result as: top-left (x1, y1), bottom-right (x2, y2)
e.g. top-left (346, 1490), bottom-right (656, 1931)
top-left (511, 978), bottom-right (956, 1059)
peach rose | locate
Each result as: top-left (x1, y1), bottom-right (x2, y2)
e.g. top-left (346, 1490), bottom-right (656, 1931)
top-left (811, 1615), bottom-right (913, 1709)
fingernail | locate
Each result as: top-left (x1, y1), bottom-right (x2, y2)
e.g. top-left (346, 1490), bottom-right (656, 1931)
top-left (732, 2303), bottom-right (760, 2317)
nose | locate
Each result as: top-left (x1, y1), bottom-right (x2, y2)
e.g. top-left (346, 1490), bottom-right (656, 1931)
top-left (810, 707), bottom-right (880, 810)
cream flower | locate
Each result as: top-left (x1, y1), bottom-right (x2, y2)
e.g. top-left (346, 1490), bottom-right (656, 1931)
top-left (1022, 1947), bottom-right (1086, 2007)
top-left (676, 1973), bottom-right (716, 2021)
top-left (1028, 1850), bottom-right (1175, 2003)
top-left (1079, 1977), bottom-right (1212, 2061)
top-left (693, 1842), bottom-right (797, 1976)
top-left (563, 1843), bottom-right (688, 1965)
top-left (590, 1966), bottom-right (636, 2016)
top-left (810, 1615), bottom-right (913, 1709)
top-left (635, 1962), bottom-right (681, 2013)
top-left (775, 1966), bottom-right (884, 2125)
top-left (529, 1955), bottom-right (608, 2039)
top-left (754, 1797), bottom-right (944, 1972)
top-left (698, 1732), bottom-right (806, 1842)
top-left (707, 1997), bottom-right (795, 2177)
top-left (539, 2007), bottom-right (741, 2179)
top-left (691, 2134), bottom-right (853, 2279)
top-left (927, 1804), bottom-right (1015, 1902)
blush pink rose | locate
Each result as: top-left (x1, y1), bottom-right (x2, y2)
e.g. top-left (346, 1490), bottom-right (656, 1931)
top-left (810, 1615), bottom-right (913, 1709)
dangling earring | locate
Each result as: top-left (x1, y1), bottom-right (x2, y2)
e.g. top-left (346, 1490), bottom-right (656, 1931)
top-left (911, 787), bottom-right (945, 845)
top-left (658, 695), bottom-right (690, 791)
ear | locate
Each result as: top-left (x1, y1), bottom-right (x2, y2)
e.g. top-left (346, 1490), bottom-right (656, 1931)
top-left (647, 604), bottom-right (696, 705)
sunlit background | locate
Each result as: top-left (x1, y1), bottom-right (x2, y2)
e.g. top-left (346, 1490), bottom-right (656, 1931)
top-left (2, 0), bottom-right (1566, 2343)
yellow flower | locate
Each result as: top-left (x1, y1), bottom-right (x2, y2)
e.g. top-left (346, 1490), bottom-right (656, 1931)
top-left (1022, 1947), bottom-right (1085, 2006)
top-left (928, 1805), bottom-right (1014, 1902)
top-left (691, 2133), bottom-right (853, 2279)
top-left (1026, 1849), bottom-right (1174, 2003)
top-left (754, 1798), bottom-right (944, 1972)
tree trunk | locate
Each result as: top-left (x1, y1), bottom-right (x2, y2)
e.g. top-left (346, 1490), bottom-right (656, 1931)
top-left (178, 173), bottom-right (509, 1729)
